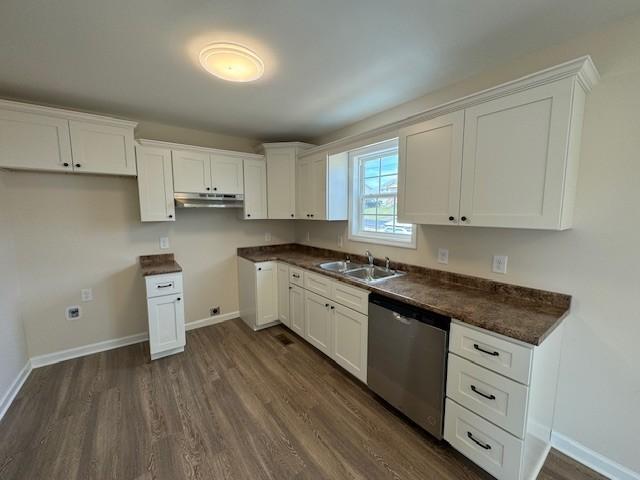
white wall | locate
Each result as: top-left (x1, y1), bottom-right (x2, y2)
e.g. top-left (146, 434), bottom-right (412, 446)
top-left (0, 170), bottom-right (29, 411)
top-left (303, 14), bottom-right (640, 475)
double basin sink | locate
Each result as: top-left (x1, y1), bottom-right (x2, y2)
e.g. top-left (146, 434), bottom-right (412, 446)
top-left (318, 260), bottom-right (406, 284)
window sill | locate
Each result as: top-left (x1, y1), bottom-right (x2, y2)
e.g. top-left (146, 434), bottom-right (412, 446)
top-left (347, 232), bottom-right (417, 249)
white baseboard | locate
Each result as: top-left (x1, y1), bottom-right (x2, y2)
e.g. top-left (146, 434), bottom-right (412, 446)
top-left (30, 332), bottom-right (149, 368)
top-left (185, 311), bottom-right (239, 331)
top-left (551, 431), bottom-right (640, 480)
top-left (0, 360), bottom-right (32, 421)
top-left (29, 312), bottom-right (238, 369)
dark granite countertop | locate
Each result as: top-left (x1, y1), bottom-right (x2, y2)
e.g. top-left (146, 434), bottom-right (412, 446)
top-left (140, 253), bottom-right (183, 277)
top-left (237, 244), bottom-right (571, 346)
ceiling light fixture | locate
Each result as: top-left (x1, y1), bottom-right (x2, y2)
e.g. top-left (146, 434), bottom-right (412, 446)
top-left (198, 42), bottom-right (264, 82)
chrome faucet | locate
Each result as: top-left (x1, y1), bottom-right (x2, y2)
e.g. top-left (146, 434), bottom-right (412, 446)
top-left (385, 256), bottom-right (391, 271)
top-left (365, 250), bottom-right (374, 266)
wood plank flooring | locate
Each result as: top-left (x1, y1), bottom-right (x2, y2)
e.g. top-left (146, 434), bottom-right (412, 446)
top-left (0, 319), bottom-right (607, 480)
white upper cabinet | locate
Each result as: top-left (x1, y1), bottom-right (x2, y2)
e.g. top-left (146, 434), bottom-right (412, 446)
top-left (69, 120), bottom-right (136, 175)
top-left (0, 109), bottom-right (72, 172)
top-left (261, 143), bottom-right (313, 219)
top-left (243, 157), bottom-right (268, 219)
top-left (460, 78), bottom-right (578, 229)
top-left (397, 57), bottom-right (598, 230)
top-left (136, 145), bottom-right (175, 222)
top-left (296, 150), bottom-right (347, 221)
top-left (210, 153), bottom-right (243, 194)
top-left (172, 149), bottom-right (211, 193)
top-left (398, 110), bottom-right (464, 225)
top-left (0, 100), bottom-right (137, 175)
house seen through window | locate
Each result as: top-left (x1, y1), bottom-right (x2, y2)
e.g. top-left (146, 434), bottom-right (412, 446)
top-left (348, 139), bottom-right (416, 248)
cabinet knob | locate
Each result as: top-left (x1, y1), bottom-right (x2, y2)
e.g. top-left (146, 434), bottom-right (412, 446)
top-left (288, 286), bottom-right (292, 290)
top-left (247, 213), bottom-right (251, 218)
top-left (448, 216), bottom-right (455, 221)
top-left (63, 162), bottom-right (70, 167)
top-left (330, 305), bottom-right (335, 310)
top-left (75, 163), bottom-right (81, 168)
top-left (257, 267), bottom-right (262, 271)
top-left (213, 187), bottom-right (218, 191)
top-left (291, 214), bottom-right (294, 218)
top-left (168, 214), bottom-right (173, 218)
top-left (310, 214), bottom-right (314, 218)
top-left (177, 297), bottom-right (181, 301)
top-left (461, 216), bottom-right (467, 222)
top-left (325, 303), bottom-right (329, 307)
top-left (206, 187), bottom-right (210, 191)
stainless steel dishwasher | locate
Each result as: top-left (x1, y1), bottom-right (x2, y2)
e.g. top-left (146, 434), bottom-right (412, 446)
top-left (367, 293), bottom-right (450, 439)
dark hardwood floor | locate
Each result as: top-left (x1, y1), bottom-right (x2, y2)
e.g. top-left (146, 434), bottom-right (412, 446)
top-left (0, 319), bottom-right (607, 480)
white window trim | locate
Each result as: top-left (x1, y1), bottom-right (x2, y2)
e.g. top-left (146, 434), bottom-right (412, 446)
top-left (348, 138), bottom-right (417, 249)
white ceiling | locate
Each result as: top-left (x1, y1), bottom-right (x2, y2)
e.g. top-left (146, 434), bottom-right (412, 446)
top-left (1, 0), bottom-right (639, 141)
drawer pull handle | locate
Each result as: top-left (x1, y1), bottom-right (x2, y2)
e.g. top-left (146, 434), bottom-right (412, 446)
top-left (157, 283), bottom-right (173, 288)
top-left (473, 343), bottom-right (499, 356)
top-left (467, 432), bottom-right (492, 450)
top-left (470, 385), bottom-right (496, 400)
top-left (292, 274), bottom-right (300, 278)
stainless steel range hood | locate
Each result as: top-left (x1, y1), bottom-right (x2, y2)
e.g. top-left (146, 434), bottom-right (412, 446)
top-left (174, 192), bottom-right (244, 208)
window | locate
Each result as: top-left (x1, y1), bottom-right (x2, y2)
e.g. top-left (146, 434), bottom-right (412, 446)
top-left (348, 139), bottom-right (416, 248)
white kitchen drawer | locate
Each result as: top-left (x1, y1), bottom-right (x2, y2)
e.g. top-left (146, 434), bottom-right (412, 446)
top-left (445, 399), bottom-right (523, 480)
top-left (450, 322), bottom-right (533, 385)
top-left (331, 281), bottom-right (369, 315)
top-left (289, 267), bottom-right (304, 287)
top-left (304, 270), bottom-right (332, 297)
top-left (145, 272), bottom-right (183, 298)
top-left (447, 354), bottom-right (529, 438)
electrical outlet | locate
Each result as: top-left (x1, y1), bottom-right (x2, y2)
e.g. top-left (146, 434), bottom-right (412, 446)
top-left (210, 306), bottom-right (221, 316)
top-left (66, 306), bottom-right (81, 320)
top-left (264, 232), bottom-right (272, 242)
top-left (492, 255), bottom-right (508, 274)
top-left (81, 288), bottom-right (93, 302)
top-left (437, 248), bottom-right (449, 265)
top-left (159, 237), bottom-right (170, 249)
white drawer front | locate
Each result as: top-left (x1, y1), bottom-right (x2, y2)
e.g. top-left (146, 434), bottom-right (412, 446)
top-left (331, 281), bottom-right (369, 315)
top-left (304, 271), bottom-right (332, 297)
top-left (445, 399), bottom-right (523, 480)
top-left (450, 322), bottom-right (533, 384)
top-left (145, 273), bottom-right (183, 298)
top-left (447, 354), bottom-right (528, 438)
top-left (289, 267), bottom-right (304, 287)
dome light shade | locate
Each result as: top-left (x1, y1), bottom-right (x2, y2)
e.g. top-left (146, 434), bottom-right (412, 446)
top-left (198, 42), bottom-right (264, 82)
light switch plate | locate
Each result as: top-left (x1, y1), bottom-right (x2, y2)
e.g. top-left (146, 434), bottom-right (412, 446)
top-left (437, 248), bottom-right (449, 265)
top-left (160, 237), bottom-right (170, 249)
top-left (492, 255), bottom-right (508, 274)
top-left (81, 288), bottom-right (93, 302)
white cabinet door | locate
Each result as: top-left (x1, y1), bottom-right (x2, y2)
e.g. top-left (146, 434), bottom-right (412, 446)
top-left (243, 158), bottom-right (268, 219)
top-left (303, 291), bottom-right (332, 355)
top-left (277, 263), bottom-right (290, 327)
top-left (147, 293), bottom-right (185, 358)
top-left (310, 153), bottom-right (327, 220)
top-left (256, 262), bottom-right (278, 326)
top-left (460, 79), bottom-right (573, 229)
top-left (398, 111), bottom-right (464, 225)
top-left (210, 153), bottom-right (244, 194)
top-left (289, 284), bottom-right (305, 337)
top-left (332, 304), bottom-right (368, 382)
top-left (136, 146), bottom-right (175, 222)
top-left (0, 108), bottom-right (72, 172)
top-left (69, 121), bottom-right (136, 175)
top-left (172, 149), bottom-right (211, 193)
top-left (266, 148), bottom-right (296, 219)
top-left (296, 157), bottom-right (312, 219)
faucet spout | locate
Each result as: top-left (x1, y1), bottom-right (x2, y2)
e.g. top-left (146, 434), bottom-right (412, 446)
top-left (365, 250), bottom-right (374, 266)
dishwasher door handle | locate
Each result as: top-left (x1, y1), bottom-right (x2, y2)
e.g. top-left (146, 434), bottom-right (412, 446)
top-left (392, 312), bottom-right (412, 325)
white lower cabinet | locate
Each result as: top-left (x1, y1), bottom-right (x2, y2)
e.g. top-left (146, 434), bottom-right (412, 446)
top-left (289, 284), bottom-right (305, 337)
top-left (332, 304), bottom-right (367, 382)
top-left (276, 263), bottom-right (290, 327)
top-left (145, 273), bottom-right (185, 360)
top-left (444, 320), bottom-right (564, 480)
top-left (238, 257), bottom-right (279, 330)
top-left (303, 290), bottom-right (333, 355)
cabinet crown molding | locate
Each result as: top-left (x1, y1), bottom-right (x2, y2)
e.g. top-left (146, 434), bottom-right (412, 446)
top-left (0, 98), bottom-right (138, 128)
top-left (257, 142), bottom-right (316, 153)
top-left (137, 138), bottom-right (264, 159)
top-left (298, 56), bottom-right (599, 159)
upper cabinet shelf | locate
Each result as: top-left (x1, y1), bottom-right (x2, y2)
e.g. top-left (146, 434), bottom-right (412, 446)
top-left (0, 99), bottom-right (137, 176)
top-left (396, 57), bottom-right (599, 230)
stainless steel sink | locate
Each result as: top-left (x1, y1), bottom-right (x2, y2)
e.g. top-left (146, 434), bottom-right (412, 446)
top-left (318, 261), bottom-right (366, 273)
top-left (344, 266), bottom-right (406, 284)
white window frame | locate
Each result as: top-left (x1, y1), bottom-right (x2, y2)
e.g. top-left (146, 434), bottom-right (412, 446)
top-left (348, 138), bottom-right (417, 249)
